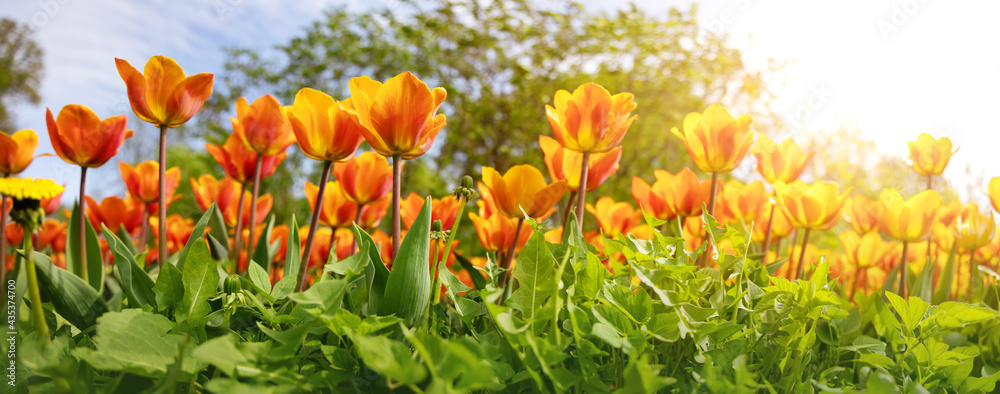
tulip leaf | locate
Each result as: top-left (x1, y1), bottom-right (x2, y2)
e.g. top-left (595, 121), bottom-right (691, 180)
top-left (912, 255), bottom-right (934, 304)
top-left (378, 197), bottom-right (432, 326)
top-left (103, 224), bottom-right (156, 309)
top-left (28, 250), bottom-right (109, 330)
top-left (272, 215), bottom-right (300, 299)
top-left (153, 260), bottom-right (184, 314)
top-left (206, 233), bottom-right (229, 262)
top-left (252, 214), bottom-right (276, 273)
top-left (65, 201), bottom-right (105, 291)
top-left (116, 226), bottom-right (138, 256)
top-left (354, 223), bottom-right (389, 314)
top-left (507, 229), bottom-right (556, 320)
top-left (933, 243), bottom-right (959, 304)
top-left (453, 252), bottom-right (486, 291)
top-left (177, 203), bottom-right (215, 272)
top-left (210, 205), bottom-right (230, 255)
top-left (176, 240), bottom-right (219, 325)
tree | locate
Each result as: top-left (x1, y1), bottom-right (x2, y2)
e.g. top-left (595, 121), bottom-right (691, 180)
top-left (0, 18), bottom-right (44, 131)
top-left (198, 0), bottom-right (771, 225)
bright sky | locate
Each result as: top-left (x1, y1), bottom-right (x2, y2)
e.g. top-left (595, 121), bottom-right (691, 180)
top-left (4, 0), bottom-right (999, 206)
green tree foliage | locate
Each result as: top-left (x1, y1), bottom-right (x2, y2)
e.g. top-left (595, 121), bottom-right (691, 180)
top-left (0, 18), bottom-right (44, 131)
top-left (197, 0), bottom-right (769, 223)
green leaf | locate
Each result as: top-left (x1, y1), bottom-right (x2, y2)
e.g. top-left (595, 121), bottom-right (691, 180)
top-left (153, 261), bottom-right (183, 314)
top-left (66, 201), bottom-right (104, 291)
top-left (601, 285), bottom-right (652, 324)
top-left (288, 278), bottom-right (347, 314)
top-left (176, 203), bottom-right (214, 271)
top-left (175, 240), bottom-right (219, 324)
top-left (103, 224), bottom-right (156, 309)
top-left (351, 333), bottom-right (427, 385)
top-left (209, 205), bottom-right (230, 255)
top-left (272, 215), bottom-right (301, 298)
top-left (29, 251), bottom-right (109, 330)
top-left (72, 309), bottom-right (193, 378)
top-left (933, 243), bottom-right (958, 304)
top-left (884, 291), bottom-right (928, 330)
top-left (453, 252), bottom-right (487, 290)
top-left (507, 228), bottom-right (556, 319)
top-left (247, 260), bottom-right (272, 297)
top-left (622, 355), bottom-right (675, 393)
top-left (355, 224), bottom-right (389, 314)
top-left (438, 265), bottom-right (479, 317)
top-left (378, 198), bottom-right (432, 326)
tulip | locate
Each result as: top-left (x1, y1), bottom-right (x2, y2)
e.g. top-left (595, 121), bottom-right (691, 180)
top-left (119, 161), bottom-right (180, 205)
top-left (331, 151), bottom-right (394, 255)
top-left (585, 197), bottom-right (641, 239)
top-left (666, 168), bottom-right (713, 219)
top-left (401, 193), bottom-right (460, 231)
top-left (774, 181), bottom-right (850, 278)
top-left (149, 214), bottom-right (197, 260)
top-left (84, 195), bottom-right (145, 239)
top-left (288, 88), bottom-right (369, 289)
top-left (226, 191), bottom-right (272, 230)
top-left (954, 204), bottom-right (996, 300)
top-left (229, 94), bottom-right (295, 273)
top-left (305, 181), bottom-right (357, 229)
top-left (989, 177), bottom-right (1000, 214)
top-left (722, 180), bottom-right (769, 224)
top-left (844, 195), bottom-right (882, 234)
top-left (751, 134), bottom-right (814, 184)
top-left (47, 104), bottom-right (132, 283)
top-left (359, 194), bottom-right (391, 229)
top-left (878, 189), bottom-right (941, 297)
top-left (907, 132), bottom-right (957, 184)
top-left (631, 171), bottom-right (677, 224)
top-left (35, 219), bottom-right (67, 253)
top-left (469, 202), bottom-right (533, 253)
top-left (545, 83), bottom-right (636, 231)
top-left (348, 72), bottom-right (448, 262)
top-left (540, 135), bottom-right (621, 193)
top-left (839, 231), bottom-right (894, 298)
top-left (480, 168), bottom-right (566, 287)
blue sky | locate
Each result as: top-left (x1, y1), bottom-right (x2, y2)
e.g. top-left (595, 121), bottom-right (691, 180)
top-left (4, 0), bottom-right (1000, 206)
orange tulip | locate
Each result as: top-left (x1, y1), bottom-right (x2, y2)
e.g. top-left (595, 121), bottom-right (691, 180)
top-left (46, 105), bottom-right (132, 168)
top-left (400, 193), bottom-right (461, 231)
top-left (666, 168), bottom-right (713, 218)
top-left (954, 204), bottom-right (996, 251)
top-left (545, 82), bottom-right (636, 153)
top-left (189, 174), bottom-right (251, 227)
top-left (301, 226), bottom-right (353, 268)
top-left (469, 201), bottom-right (533, 252)
top-left (585, 197), bottom-right (641, 239)
top-left (119, 161), bottom-right (180, 204)
top-left (227, 191), bottom-right (272, 229)
top-left (304, 181), bottom-right (357, 228)
top-left (149, 214), bottom-right (197, 256)
top-left (0, 129), bottom-right (38, 175)
top-left (114, 56), bottom-right (214, 128)
top-left (722, 180), bottom-right (769, 223)
top-left (631, 171), bottom-right (677, 221)
top-left (840, 232), bottom-right (894, 270)
top-left (936, 199), bottom-right (964, 227)
top-left (371, 229), bottom-right (394, 266)
top-left (481, 165), bottom-right (567, 220)
top-left (39, 187), bottom-right (63, 216)
top-left (844, 195), bottom-right (882, 234)
top-left (288, 88), bottom-right (366, 162)
top-left (206, 132), bottom-right (287, 185)
top-left (671, 104), bottom-right (754, 173)
top-left (878, 189), bottom-right (941, 243)
top-left (85, 196), bottom-right (145, 236)
top-left (347, 72), bottom-right (447, 160)
top-left (907, 133), bottom-right (957, 177)
top-left (231, 95), bottom-right (296, 156)
top-left (4, 223), bottom-right (21, 247)
top-left (539, 135), bottom-right (621, 192)
top-left (774, 181), bottom-right (850, 231)
top-left (359, 194), bottom-right (390, 229)
top-left (332, 152), bottom-right (394, 205)
top-left (751, 134), bottom-right (814, 184)
top-left (35, 219), bottom-right (67, 253)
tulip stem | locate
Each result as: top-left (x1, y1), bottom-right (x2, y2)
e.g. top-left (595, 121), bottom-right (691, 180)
top-left (561, 191), bottom-right (577, 230)
top-left (391, 154), bottom-right (402, 262)
top-left (299, 160), bottom-right (332, 291)
top-left (760, 203), bottom-right (776, 256)
top-left (850, 268), bottom-right (862, 300)
top-left (796, 229), bottom-right (811, 280)
top-left (78, 166), bottom-right (89, 283)
top-left (575, 153), bottom-right (590, 232)
top-left (927, 175), bottom-right (932, 191)
top-left (0, 193), bottom-right (7, 282)
top-left (498, 217), bottom-right (525, 294)
top-left (350, 203), bottom-right (364, 255)
top-left (244, 155), bottom-right (264, 276)
top-left (898, 241), bottom-right (909, 298)
top-left (22, 233), bottom-right (48, 344)
top-left (157, 125), bottom-right (169, 267)
top-left (232, 182), bottom-right (247, 269)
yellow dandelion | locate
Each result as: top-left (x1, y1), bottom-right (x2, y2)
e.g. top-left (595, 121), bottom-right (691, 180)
top-left (0, 177), bottom-right (64, 202)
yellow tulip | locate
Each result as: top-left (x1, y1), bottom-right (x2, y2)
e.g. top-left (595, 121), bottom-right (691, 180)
top-left (671, 104), bottom-right (754, 173)
top-left (907, 133), bottom-right (957, 177)
top-left (878, 189), bottom-right (941, 243)
top-left (751, 134), bottom-right (814, 184)
top-left (954, 203), bottom-right (996, 251)
top-left (481, 165), bottom-right (568, 220)
top-left (545, 82), bottom-right (637, 153)
top-left (774, 181), bottom-right (850, 231)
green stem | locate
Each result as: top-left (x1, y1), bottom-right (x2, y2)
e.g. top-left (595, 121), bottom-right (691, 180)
top-left (432, 197), bottom-right (467, 305)
top-left (231, 182), bottom-right (247, 269)
top-left (78, 166), bottom-right (89, 283)
top-left (391, 154), bottom-right (402, 262)
top-left (23, 233), bottom-right (49, 343)
top-left (575, 152), bottom-right (590, 232)
top-left (158, 125), bottom-right (168, 267)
